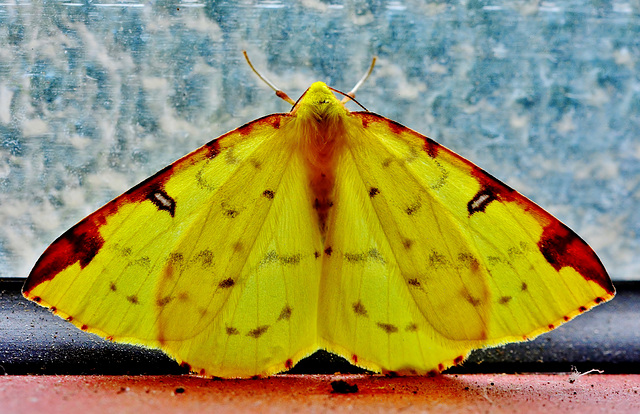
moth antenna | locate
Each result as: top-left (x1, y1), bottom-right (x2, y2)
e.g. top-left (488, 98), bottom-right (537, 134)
top-left (341, 56), bottom-right (377, 103)
top-left (243, 50), bottom-right (296, 106)
top-left (328, 87), bottom-right (369, 111)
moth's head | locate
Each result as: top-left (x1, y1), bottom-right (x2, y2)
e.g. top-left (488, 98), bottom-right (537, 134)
top-left (292, 82), bottom-right (348, 121)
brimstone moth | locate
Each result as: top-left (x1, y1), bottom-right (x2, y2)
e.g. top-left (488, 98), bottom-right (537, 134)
top-left (23, 55), bottom-right (615, 378)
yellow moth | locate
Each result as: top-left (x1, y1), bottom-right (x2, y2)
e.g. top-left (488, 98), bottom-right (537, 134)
top-left (23, 55), bottom-right (615, 378)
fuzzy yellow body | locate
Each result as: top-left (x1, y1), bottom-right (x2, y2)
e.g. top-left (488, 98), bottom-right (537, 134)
top-left (24, 82), bottom-right (614, 378)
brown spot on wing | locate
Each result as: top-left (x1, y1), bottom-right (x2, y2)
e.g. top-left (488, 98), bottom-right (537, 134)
top-left (24, 225), bottom-right (105, 292)
top-left (369, 187), bottom-right (379, 197)
top-left (467, 188), bottom-right (496, 215)
top-left (156, 296), bottom-right (173, 306)
top-left (168, 252), bottom-right (184, 265)
top-left (498, 296), bottom-right (512, 304)
top-left (280, 254), bottom-right (301, 265)
top-left (238, 122), bottom-right (254, 136)
top-left (324, 247), bottom-right (333, 256)
top-left (204, 140), bottom-right (220, 158)
top-left (463, 292), bottom-right (481, 306)
top-left (344, 252), bottom-right (365, 263)
top-left (262, 189), bottom-right (275, 199)
top-left (261, 250), bottom-right (278, 265)
top-left (405, 323), bottom-right (418, 332)
top-left (247, 325), bottom-right (269, 338)
top-left (278, 305), bottom-right (292, 321)
top-left (147, 187), bottom-right (176, 217)
top-left (218, 278), bottom-right (235, 288)
top-left (377, 322), bottom-right (398, 333)
top-left (270, 117), bottom-right (281, 129)
top-left (194, 250), bottom-right (214, 268)
top-left (224, 208), bottom-right (238, 218)
top-left (422, 137), bottom-right (441, 158)
top-left (429, 251), bottom-right (450, 268)
top-left (352, 301), bottom-right (368, 317)
top-left (406, 201), bottom-right (421, 215)
top-left (538, 220), bottom-right (614, 293)
top-left (458, 253), bottom-right (480, 271)
top-left (467, 167), bottom-right (517, 216)
top-left (226, 327), bottom-right (239, 335)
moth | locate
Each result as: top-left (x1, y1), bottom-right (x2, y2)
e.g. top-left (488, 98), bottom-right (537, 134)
top-left (24, 54), bottom-right (615, 378)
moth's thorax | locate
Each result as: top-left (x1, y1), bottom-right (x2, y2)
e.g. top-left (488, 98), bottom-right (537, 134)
top-left (291, 82), bottom-right (350, 234)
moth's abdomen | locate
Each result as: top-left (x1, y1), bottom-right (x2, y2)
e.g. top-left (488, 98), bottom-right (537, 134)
top-left (301, 120), bottom-right (345, 236)
top-left (290, 82), bottom-right (351, 236)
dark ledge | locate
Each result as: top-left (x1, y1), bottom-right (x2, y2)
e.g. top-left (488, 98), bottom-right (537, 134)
top-left (1, 278), bottom-right (638, 376)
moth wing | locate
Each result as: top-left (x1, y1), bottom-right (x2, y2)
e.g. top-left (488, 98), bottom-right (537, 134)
top-left (24, 115), bottom-right (323, 378)
top-left (318, 112), bottom-right (614, 374)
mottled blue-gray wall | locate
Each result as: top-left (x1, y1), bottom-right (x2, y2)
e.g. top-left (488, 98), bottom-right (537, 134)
top-left (0, 0), bottom-right (637, 280)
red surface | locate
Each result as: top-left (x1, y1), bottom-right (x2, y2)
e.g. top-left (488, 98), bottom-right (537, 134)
top-left (1, 374), bottom-right (639, 414)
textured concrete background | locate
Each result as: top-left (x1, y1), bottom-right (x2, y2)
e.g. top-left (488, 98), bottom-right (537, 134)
top-left (0, 0), bottom-right (638, 280)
